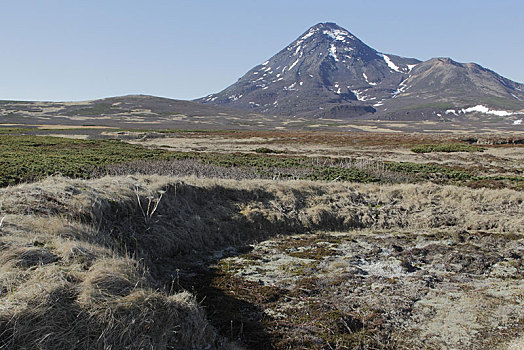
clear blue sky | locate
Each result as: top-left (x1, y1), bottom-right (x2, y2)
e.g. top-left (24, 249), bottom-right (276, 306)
top-left (1, 0), bottom-right (522, 102)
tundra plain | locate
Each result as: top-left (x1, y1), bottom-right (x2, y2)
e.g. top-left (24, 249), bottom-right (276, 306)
top-left (0, 125), bottom-right (523, 349)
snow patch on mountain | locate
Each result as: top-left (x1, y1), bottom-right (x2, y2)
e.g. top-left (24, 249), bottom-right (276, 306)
top-left (462, 105), bottom-right (514, 117)
top-left (363, 73), bottom-right (377, 86)
top-left (284, 82), bottom-right (297, 91)
top-left (378, 53), bottom-right (402, 73)
top-left (289, 58), bottom-right (300, 71)
top-left (351, 89), bottom-right (368, 101)
top-left (513, 119), bottom-right (522, 125)
top-left (300, 30), bottom-right (316, 40)
top-left (446, 105), bottom-right (518, 117)
top-left (393, 79), bottom-right (409, 97)
top-left (229, 94), bottom-right (243, 101)
top-left (323, 28), bottom-right (354, 42)
top-left (329, 43), bottom-right (339, 62)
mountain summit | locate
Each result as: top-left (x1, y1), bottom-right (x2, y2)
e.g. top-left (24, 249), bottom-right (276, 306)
top-left (198, 22), bottom-right (524, 121)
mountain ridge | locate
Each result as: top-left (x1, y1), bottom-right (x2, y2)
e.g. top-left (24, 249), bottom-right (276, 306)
top-left (198, 22), bottom-right (524, 121)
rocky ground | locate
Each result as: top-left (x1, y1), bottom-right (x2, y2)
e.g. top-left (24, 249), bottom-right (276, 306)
top-left (178, 228), bottom-right (524, 349)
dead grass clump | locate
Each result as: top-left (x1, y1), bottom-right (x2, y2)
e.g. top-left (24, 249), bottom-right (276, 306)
top-left (301, 205), bottom-right (345, 229)
top-left (79, 258), bottom-right (149, 303)
top-left (0, 246), bottom-right (59, 269)
top-left (0, 269), bottom-right (30, 297)
top-left (0, 186), bottom-right (70, 216)
top-left (0, 253), bottom-right (222, 349)
top-left (428, 211), bottom-right (458, 228)
top-left (127, 290), bottom-right (216, 348)
top-left (0, 287), bottom-right (219, 349)
top-left (81, 290), bottom-right (218, 350)
top-left (0, 285), bottom-right (82, 349)
top-left (54, 240), bottom-right (100, 266)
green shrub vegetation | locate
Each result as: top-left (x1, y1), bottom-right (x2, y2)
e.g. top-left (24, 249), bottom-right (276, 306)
top-left (306, 166), bottom-right (378, 183)
top-left (0, 134), bottom-right (520, 189)
top-left (385, 161), bottom-right (475, 181)
top-left (253, 147), bottom-right (284, 154)
top-left (0, 135), bottom-right (172, 186)
top-left (411, 143), bottom-right (485, 153)
top-left (0, 127), bottom-right (34, 134)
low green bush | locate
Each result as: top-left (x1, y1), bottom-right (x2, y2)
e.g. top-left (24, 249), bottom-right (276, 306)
top-left (0, 135), bottom-right (172, 186)
top-left (411, 143), bottom-right (485, 153)
top-left (254, 147), bottom-right (284, 154)
top-left (1, 135), bottom-right (519, 189)
top-left (385, 162), bottom-right (475, 181)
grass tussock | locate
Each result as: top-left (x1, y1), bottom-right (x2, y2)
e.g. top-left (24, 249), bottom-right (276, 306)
top-left (0, 175), bottom-right (522, 349)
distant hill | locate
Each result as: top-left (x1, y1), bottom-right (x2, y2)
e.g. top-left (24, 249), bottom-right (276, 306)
top-left (0, 95), bottom-right (271, 129)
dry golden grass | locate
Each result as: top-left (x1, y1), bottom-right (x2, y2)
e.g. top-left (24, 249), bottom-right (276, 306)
top-left (0, 175), bottom-right (522, 349)
top-left (0, 179), bottom-right (226, 349)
